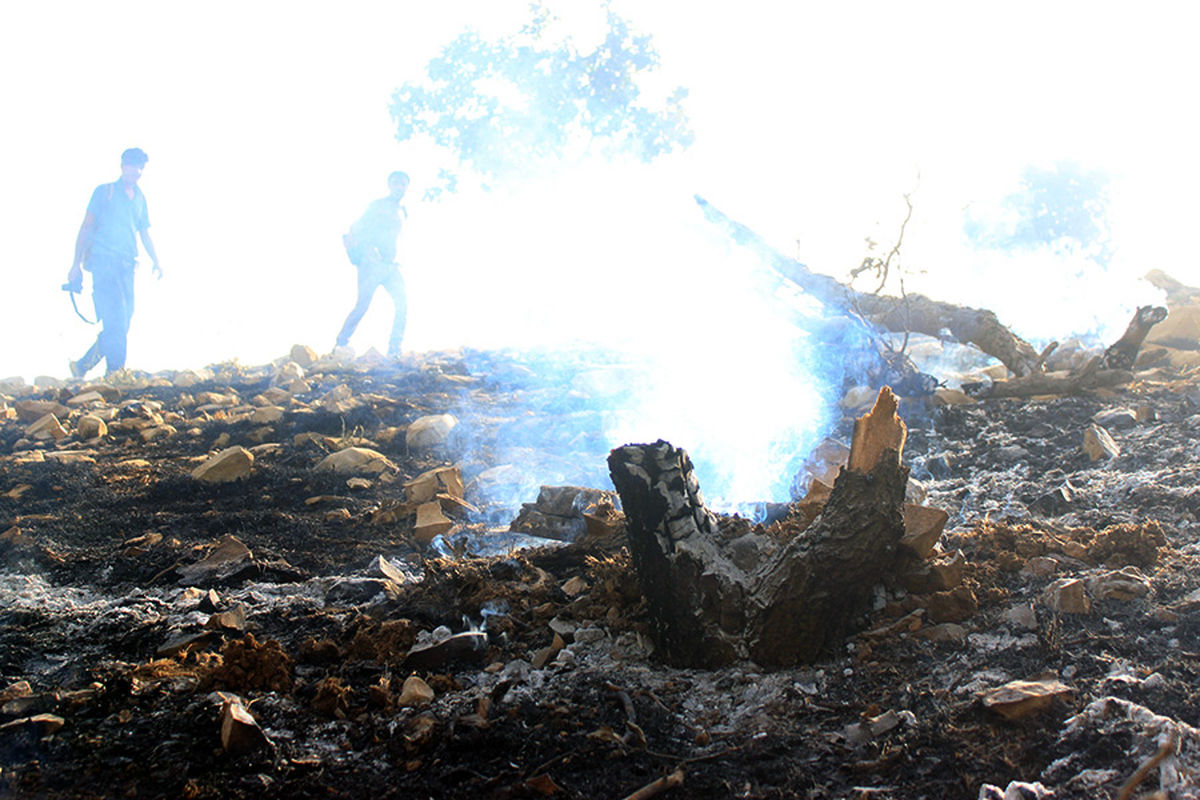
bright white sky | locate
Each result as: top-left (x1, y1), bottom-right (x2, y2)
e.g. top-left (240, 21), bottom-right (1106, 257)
top-left (3, 0), bottom-right (1200, 382)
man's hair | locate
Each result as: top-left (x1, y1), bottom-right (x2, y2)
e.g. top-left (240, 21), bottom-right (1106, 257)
top-left (388, 171), bottom-right (409, 184)
top-left (121, 148), bottom-right (149, 166)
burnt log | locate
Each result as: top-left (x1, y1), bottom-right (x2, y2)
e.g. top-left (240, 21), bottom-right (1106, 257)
top-left (696, 196), bottom-right (1043, 377)
top-left (608, 388), bottom-right (910, 668)
top-left (1100, 305), bottom-right (1168, 370)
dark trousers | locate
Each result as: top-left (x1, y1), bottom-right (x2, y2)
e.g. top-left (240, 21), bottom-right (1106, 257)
top-left (336, 262), bottom-right (407, 357)
top-left (77, 256), bottom-right (136, 373)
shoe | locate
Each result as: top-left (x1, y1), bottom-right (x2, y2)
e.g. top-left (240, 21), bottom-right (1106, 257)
top-left (69, 360), bottom-right (85, 379)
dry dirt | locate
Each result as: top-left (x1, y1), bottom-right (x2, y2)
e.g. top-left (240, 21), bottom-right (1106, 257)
top-left (2, 348), bottom-right (1200, 799)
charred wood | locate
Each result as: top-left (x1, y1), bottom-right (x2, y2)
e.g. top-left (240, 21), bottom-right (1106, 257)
top-left (1100, 305), bottom-right (1168, 370)
top-left (608, 388), bottom-right (910, 669)
top-left (696, 196), bottom-right (1043, 377)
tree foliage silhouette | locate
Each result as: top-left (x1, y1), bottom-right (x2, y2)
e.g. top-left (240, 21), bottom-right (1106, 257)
top-left (389, 4), bottom-right (692, 197)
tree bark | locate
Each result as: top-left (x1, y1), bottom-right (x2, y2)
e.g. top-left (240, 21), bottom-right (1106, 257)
top-left (608, 388), bottom-right (910, 668)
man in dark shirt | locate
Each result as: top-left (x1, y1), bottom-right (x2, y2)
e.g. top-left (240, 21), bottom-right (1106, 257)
top-left (66, 147), bottom-right (162, 378)
top-left (336, 171), bottom-right (409, 358)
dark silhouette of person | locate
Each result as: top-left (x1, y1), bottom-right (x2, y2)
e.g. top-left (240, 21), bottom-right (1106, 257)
top-left (67, 147), bottom-right (162, 377)
top-left (336, 171), bottom-right (409, 358)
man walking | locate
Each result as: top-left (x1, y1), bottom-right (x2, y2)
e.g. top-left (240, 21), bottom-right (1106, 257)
top-left (66, 147), bottom-right (161, 378)
top-left (336, 171), bottom-right (409, 358)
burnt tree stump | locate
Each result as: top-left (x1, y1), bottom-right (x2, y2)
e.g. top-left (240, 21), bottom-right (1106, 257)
top-left (608, 388), bottom-right (910, 669)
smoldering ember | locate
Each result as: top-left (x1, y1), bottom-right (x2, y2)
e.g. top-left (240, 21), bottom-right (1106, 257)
top-left (5, 263), bottom-right (1200, 798)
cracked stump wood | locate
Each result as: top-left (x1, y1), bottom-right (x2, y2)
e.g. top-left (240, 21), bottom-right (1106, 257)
top-left (608, 387), bottom-right (910, 669)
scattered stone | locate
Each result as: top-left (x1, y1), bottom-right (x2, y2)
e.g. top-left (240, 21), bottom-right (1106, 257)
top-left (26, 414), bottom-right (67, 441)
top-left (0, 713), bottom-right (66, 738)
top-left (397, 676), bottom-right (435, 708)
top-left (1085, 566), bottom-right (1152, 601)
top-left (561, 576), bottom-right (588, 597)
top-left (1041, 578), bottom-right (1091, 614)
top-left (900, 504), bottom-right (949, 559)
top-left (405, 414), bottom-right (458, 449)
top-left (66, 390), bottom-right (107, 407)
top-left (206, 604), bottom-right (248, 632)
top-left (192, 447), bottom-right (254, 483)
top-left (1002, 603), bottom-right (1039, 631)
top-left (250, 406), bottom-right (285, 424)
top-left (1092, 407), bottom-right (1136, 430)
top-left (76, 414), bottom-right (108, 439)
top-left (367, 555), bottom-right (414, 585)
top-left (980, 678), bottom-right (1073, 720)
top-left (289, 344), bottom-right (318, 367)
top-left (404, 466), bottom-right (464, 504)
top-left (511, 486), bottom-right (619, 542)
top-left (315, 447), bottom-right (394, 476)
top-left (531, 633), bottom-right (567, 669)
top-left (915, 623), bottom-right (968, 643)
top-left (1021, 556), bottom-right (1058, 578)
top-left (413, 501), bottom-right (454, 544)
top-left (178, 535), bottom-right (253, 583)
top-left (1082, 424), bottom-right (1120, 461)
top-left (14, 399), bottom-right (69, 424)
top-left (219, 695), bottom-right (268, 755)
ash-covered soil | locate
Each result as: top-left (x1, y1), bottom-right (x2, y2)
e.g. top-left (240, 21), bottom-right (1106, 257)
top-left (2, 346), bottom-right (1200, 799)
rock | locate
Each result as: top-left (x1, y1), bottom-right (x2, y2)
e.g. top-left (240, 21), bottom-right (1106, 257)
top-left (219, 696), bottom-right (268, 755)
top-left (573, 626), bottom-right (605, 644)
top-left (250, 406), bottom-right (285, 424)
top-left (510, 486), bottom-right (619, 542)
top-left (1082, 424), bottom-right (1120, 461)
top-left (1085, 566), bottom-right (1151, 601)
top-left (14, 399), bottom-right (69, 423)
top-left (404, 466), bottom-right (465, 504)
top-left (916, 623), bottom-right (968, 643)
top-left (1031, 481), bottom-right (1076, 516)
top-left (289, 344), bottom-right (318, 368)
top-left (979, 678), bottom-right (1073, 720)
top-left (413, 501), bottom-right (454, 544)
top-left (192, 447), bottom-right (254, 483)
top-left (66, 390), bottom-right (107, 407)
top-left (178, 535), bottom-right (253, 583)
top-left (531, 633), bottom-right (567, 668)
top-left (76, 414), bottom-right (108, 439)
top-left (140, 424), bottom-right (177, 442)
top-left (319, 384), bottom-right (356, 413)
top-left (1041, 578), bottom-right (1091, 614)
top-left (405, 414), bottom-right (458, 449)
top-left (0, 713), bottom-right (66, 738)
top-left (206, 604), bottom-right (248, 632)
top-left (397, 676), bottom-right (435, 708)
top-left (367, 555), bottom-right (415, 585)
top-left (26, 413), bottom-right (67, 441)
top-left (561, 576), bottom-right (588, 596)
top-left (315, 447), bottom-right (394, 476)
top-left (1021, 556), bottom-right (1058, 578)
top-left (1092, 408), bottom-right (1136, 430)
top-left (274, 362), bottom-right (305, 385)
top-left (900, 504), bottom-right (949, 559)
top-left (1002, 603), bottom-right (1039, 631)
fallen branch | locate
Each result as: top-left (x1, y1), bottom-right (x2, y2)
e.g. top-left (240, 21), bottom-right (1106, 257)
top-left (696, 196), bottom-right (1043, 377)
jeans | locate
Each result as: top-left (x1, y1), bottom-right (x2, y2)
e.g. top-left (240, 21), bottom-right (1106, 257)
top-left (77, 254), bottom-right (136, 373)
top-left (336, 261), bottom-right (407, 357)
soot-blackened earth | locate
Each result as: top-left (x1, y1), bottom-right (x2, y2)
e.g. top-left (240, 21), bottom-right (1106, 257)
top-left (2, 349), bottom-right (1200, 799)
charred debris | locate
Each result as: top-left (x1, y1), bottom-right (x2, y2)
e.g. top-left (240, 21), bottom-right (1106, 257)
top-left (3, 254), bottom-right (1200, 797)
